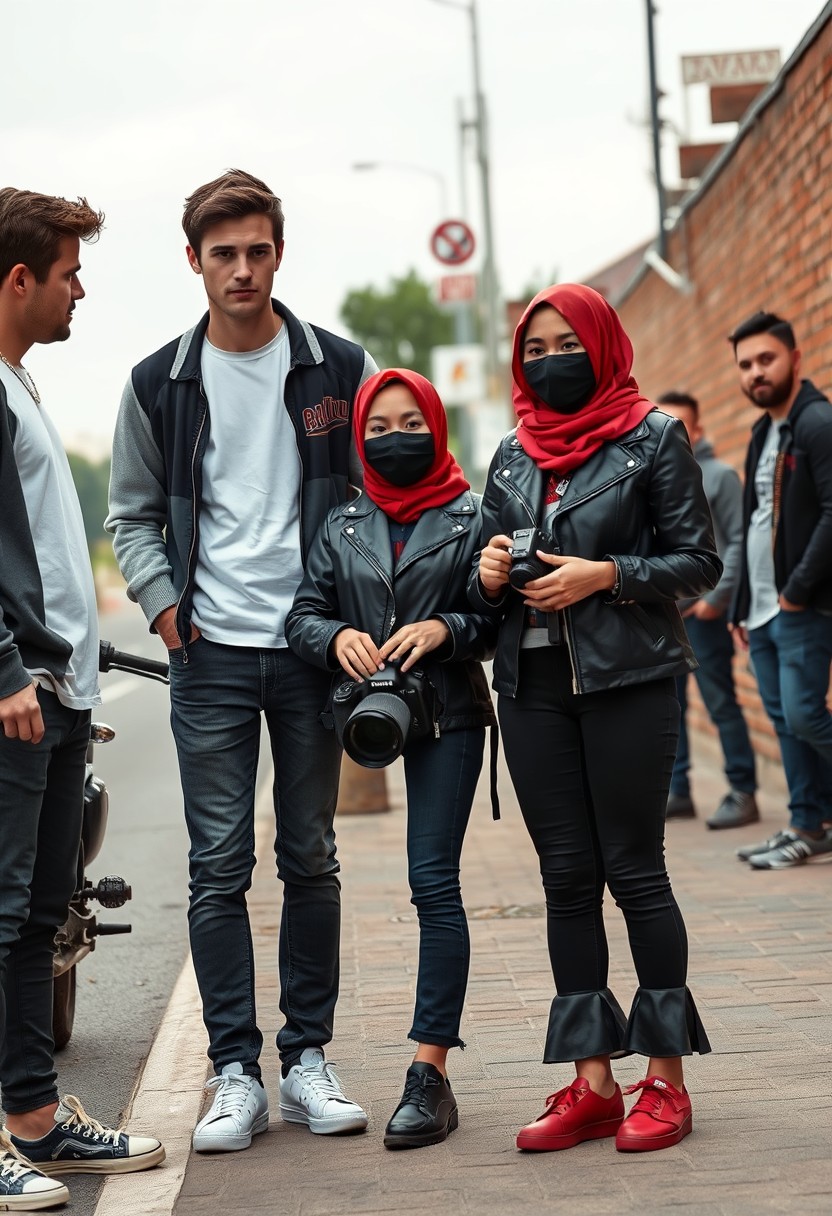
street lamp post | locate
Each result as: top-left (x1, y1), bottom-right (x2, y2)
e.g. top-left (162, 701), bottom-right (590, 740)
top-left (645, 0), bottom-right (668, 259)
top-left (351, 160), bottom-right (449, 218)
top-left (428, 0), bottom-right (501, 398)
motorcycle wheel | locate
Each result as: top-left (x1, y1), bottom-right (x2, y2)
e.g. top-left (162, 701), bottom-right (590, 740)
top-left (53, 966), bottom-right (77, 1051)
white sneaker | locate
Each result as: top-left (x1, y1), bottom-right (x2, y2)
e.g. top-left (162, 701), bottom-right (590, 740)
top-left (279, 1048), bottom-right (368, 1134)
top-left (192, 1063), bottom-right (269, 1153)
top-left (0, 1131), bottom-right (70, 1210)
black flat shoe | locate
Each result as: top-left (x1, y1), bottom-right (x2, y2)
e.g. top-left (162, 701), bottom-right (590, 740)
top-left (383, 1063), bottom-right (458, 1150)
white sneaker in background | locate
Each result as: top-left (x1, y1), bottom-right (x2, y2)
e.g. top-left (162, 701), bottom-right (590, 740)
top-left (279, 1048), bottom-right (368, 1135)
top-left (192, 1063), bottom-right (269, 1153)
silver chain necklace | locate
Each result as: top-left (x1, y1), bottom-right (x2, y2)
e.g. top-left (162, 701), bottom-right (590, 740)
top-left (0, 351), bottom-right (41, 405)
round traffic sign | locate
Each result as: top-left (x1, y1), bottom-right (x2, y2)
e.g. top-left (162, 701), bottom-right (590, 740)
top-left (430, 219), bottom-right (476, 266)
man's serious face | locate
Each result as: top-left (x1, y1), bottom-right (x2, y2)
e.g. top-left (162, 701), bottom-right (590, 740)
top-left (735, 332), bottom-right (800, 411)
top-left (187, 214), bottom-right (282, 323)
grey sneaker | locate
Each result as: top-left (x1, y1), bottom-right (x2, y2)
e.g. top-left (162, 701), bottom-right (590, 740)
top-left (279, 1048), bottom-right (368, 1134)
top-left (0, 1132), bottom-right (69, 1210)
top-left (736, 828), bottom-right (795, 862)
top-left (706, 790), bottom-right (760, 830)
top-left (193, 1063), bottom-right (269, 1153)
top-left (748, 829), bottom-right (832, 870)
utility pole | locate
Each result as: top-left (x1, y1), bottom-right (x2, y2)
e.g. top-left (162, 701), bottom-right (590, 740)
top-left (645, 0), bottom-right (668, 258)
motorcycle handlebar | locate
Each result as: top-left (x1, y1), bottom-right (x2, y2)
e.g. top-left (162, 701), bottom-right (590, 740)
top-left (99, 641), bottom-right (170, 683)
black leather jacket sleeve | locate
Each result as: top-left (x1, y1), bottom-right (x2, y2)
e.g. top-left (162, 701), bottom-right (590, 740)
top-left (610, 419), bottom-right (721, 603)
top-left (466, 449), bottom-right (514, 618)
top-left (780, 405), bottom-right (832, 605)
top-left (284, 518), bottom-right (351, 672)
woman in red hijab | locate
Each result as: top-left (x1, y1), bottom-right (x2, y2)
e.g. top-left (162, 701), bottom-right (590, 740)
top-left (286, 368), bottom-right (496, 1150)
top-left (470, 285), bottom-right (721, 1153)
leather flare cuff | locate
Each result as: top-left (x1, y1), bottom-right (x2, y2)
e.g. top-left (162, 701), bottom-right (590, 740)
top-left (623, 986), bottom-right (712, 1057)
top-left (543, 987), bottom-right (629, 1063)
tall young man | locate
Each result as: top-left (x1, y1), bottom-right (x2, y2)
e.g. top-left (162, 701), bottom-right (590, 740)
top-left (657, 392), bottom-right (758, 829)
top-left (107, 171), bottom-right (376, 1151)
top-left (730, 311), bottom-right (832, 869)
top-left (0, 188), bottom-right (164, 1211)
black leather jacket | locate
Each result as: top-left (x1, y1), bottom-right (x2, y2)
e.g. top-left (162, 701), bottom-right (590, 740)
top-left (285, 490), bottom-right (497, 731)
top-left (468, 411), bottom-right (722, 697)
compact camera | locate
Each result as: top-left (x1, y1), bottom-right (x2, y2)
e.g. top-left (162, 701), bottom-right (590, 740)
top-left (509, 528), bottom-right (558, 589)
top-left (331, 661), bottom-right (439, 768)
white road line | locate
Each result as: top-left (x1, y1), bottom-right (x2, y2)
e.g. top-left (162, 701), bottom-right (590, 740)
top-left (92, 783), bottom-right (274, 1216)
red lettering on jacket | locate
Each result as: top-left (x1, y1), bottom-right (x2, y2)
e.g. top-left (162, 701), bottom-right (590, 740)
top-left (302, 396), bottom-right (350, 436)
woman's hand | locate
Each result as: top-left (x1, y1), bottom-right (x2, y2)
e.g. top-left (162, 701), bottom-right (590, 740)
top-left (333, 629), bottom-right (383, 681)
top-left (479, 534), bottom-right (514, 597)
top-left (522, 553), bottom-right (616, 611)
top-left (378, 619), bottom-right (451, 672)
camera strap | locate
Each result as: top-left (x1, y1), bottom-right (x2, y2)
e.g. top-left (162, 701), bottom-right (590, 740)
top-left (489, 723), bottom-right (501, 821)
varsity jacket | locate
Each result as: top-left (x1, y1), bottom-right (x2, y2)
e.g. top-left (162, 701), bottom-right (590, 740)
top-left (106, 300), bottom-right (376, 652)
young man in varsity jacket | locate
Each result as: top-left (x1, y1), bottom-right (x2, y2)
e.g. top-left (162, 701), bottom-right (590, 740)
top-left (0, 188), bottom-right (163, 1212)
top-left (107, 171), bottom-right (377, 1152)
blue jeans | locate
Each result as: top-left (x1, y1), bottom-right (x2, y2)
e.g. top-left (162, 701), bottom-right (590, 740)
top-left (0, 691), bottom-right (89, 1114)
top-left (672, 614), bottom-right (756, 797)
top-left (168, 638), bottom-right (341, 1075)
top-left (403, 728), bottom-right (484, 1049)
top-left (748, 609), bottom-right (832, 832)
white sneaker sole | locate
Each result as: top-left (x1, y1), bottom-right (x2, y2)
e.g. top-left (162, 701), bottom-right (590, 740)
top-left (38, 1144), bottom-right (166, 1175)
top-left (0, 1184), bottom-right (70, 1212)
top-left (192, 1111), bottom-right (269, 1154)
top-left (278, 1102), bottom-right (368, 1135)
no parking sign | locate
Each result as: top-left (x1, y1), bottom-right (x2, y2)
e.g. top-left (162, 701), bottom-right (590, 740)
top-left (430, 219), bottom-right (476, 266)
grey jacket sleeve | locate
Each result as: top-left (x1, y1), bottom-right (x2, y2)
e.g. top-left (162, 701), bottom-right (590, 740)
top-left (347, 350), bottom-right (379, 488)
top-left (704, 463), bottom-right (744, 612)
top-left (105, 376), bottom-right (178, 626)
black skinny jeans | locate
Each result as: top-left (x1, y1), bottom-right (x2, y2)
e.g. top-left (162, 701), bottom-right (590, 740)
top-left (498, 648), bottom-right (709, 1061)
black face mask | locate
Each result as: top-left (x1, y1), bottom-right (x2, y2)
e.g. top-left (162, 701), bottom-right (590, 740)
top-left (364, 432), bottom-right (435, 486)
top-left (523, 352), bottom-right (597, 414)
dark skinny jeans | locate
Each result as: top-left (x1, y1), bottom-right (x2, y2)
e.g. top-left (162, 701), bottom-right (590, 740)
top-left (498, 647), bottom-right (688, 999)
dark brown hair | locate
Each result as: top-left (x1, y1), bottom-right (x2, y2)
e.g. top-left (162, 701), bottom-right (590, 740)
top-left (657, 390), bottom-right (699, 418)
top-left (0, 189), bottom-right (104, 285)
top-left (728, 310), bottom-right (796, 353)
top-left (182, 170), bottom-right (285, 255)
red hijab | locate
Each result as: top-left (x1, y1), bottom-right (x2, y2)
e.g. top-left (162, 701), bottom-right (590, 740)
top-left (353, 368), bottom-right (470, 524)
top-left (512, 283), bottom-right (653, 474)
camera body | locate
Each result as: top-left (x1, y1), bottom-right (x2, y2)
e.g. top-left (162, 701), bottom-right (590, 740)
top-left (331, 661), bottom-right (439, 768)
top-left (509, 527), bottom-right (558, 589)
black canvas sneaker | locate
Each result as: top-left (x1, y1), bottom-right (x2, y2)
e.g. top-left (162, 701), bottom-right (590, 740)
top-left (9, 1095), bottom-right (164, 1176)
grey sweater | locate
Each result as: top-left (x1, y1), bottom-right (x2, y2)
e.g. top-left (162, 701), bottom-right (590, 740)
top-left (694, 438), bottom-right (743, 614)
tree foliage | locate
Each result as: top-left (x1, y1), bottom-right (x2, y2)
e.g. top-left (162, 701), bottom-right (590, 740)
top-left (339, 269), bottom-right (454, 377)
top-left (67, 452), bottom-right (110, 548)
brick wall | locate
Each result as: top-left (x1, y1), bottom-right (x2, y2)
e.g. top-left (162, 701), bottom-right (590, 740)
top-left (615, 16), bottom-right (832, 764)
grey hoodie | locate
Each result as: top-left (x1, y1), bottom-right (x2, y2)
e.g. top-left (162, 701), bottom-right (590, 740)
top-left (693, 438), bottom-right (743, 614)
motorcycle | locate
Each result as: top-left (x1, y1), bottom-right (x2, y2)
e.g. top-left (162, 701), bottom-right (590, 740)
top-left (52, 640), bottom-right (170, 1050)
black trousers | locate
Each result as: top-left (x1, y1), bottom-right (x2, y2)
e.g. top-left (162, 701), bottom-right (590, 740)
top-left (498, 647), bottom-right (709, 1061)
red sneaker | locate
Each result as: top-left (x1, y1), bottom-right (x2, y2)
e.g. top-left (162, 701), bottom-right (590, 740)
top-left (615, 1077), bottom-right (692, 1152)
top-left (516, 1079), bottom-right (624, 1151)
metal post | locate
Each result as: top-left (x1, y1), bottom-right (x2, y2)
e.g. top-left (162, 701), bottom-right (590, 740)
top-left (467, 0), bottom-right (501, 398)
top-left (645, 0), bottom-right (667, 258)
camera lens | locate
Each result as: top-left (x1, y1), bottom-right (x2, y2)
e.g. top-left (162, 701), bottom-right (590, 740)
top-left (342, 692), bottom-right (412, 768)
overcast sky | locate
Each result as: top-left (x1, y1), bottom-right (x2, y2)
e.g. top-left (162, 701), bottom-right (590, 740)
top-left (4, 0), bottom-right (825, 449)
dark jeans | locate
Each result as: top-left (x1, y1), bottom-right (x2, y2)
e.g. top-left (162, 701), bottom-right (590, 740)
top-left (672, 613), bottom-right (756, 798)
top-left (0, 690), bottom-right (89, 1114)
top-left (403, 728), bottom-right (484, 1049)
top-left (749, 609), bottom-right (832, 832)
top-left (497, 649), bottom-right (712, 1061)
top-left (169, 638), bottom-right (341, 1075)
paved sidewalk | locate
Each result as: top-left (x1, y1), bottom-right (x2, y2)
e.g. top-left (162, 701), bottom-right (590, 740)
top-left (174, 741), bottom-right (832, 1216)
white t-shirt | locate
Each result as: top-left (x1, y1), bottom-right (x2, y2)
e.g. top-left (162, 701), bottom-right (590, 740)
top-left (746, 419), bottom-right (784, 631)
top-left (1, 365), bottom-right (100, 708)
top-left (192, 326), bottom-right (304, 647)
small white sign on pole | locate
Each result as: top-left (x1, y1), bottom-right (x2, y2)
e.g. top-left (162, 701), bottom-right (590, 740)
top-left (431, 345), bottom-right (486, 405)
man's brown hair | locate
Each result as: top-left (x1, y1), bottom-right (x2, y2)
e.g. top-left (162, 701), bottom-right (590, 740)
top-left (0, 189), bottom-right (104, 285)
top-left (182, 170), bottom-right (285, 255)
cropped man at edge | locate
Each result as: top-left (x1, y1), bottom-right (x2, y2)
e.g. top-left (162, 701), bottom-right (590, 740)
top-left (730, 310), bottom-right (832, 870)
top-left (0, 187), bottom-right (163, 1213)
top-left (107, 170), bottom-right (377, 1152)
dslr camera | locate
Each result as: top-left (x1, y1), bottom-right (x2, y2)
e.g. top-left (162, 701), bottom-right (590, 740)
top-left (331, 660), bottom-right (439, 768)
top-left (509, 528), bottom-right (559, 589)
